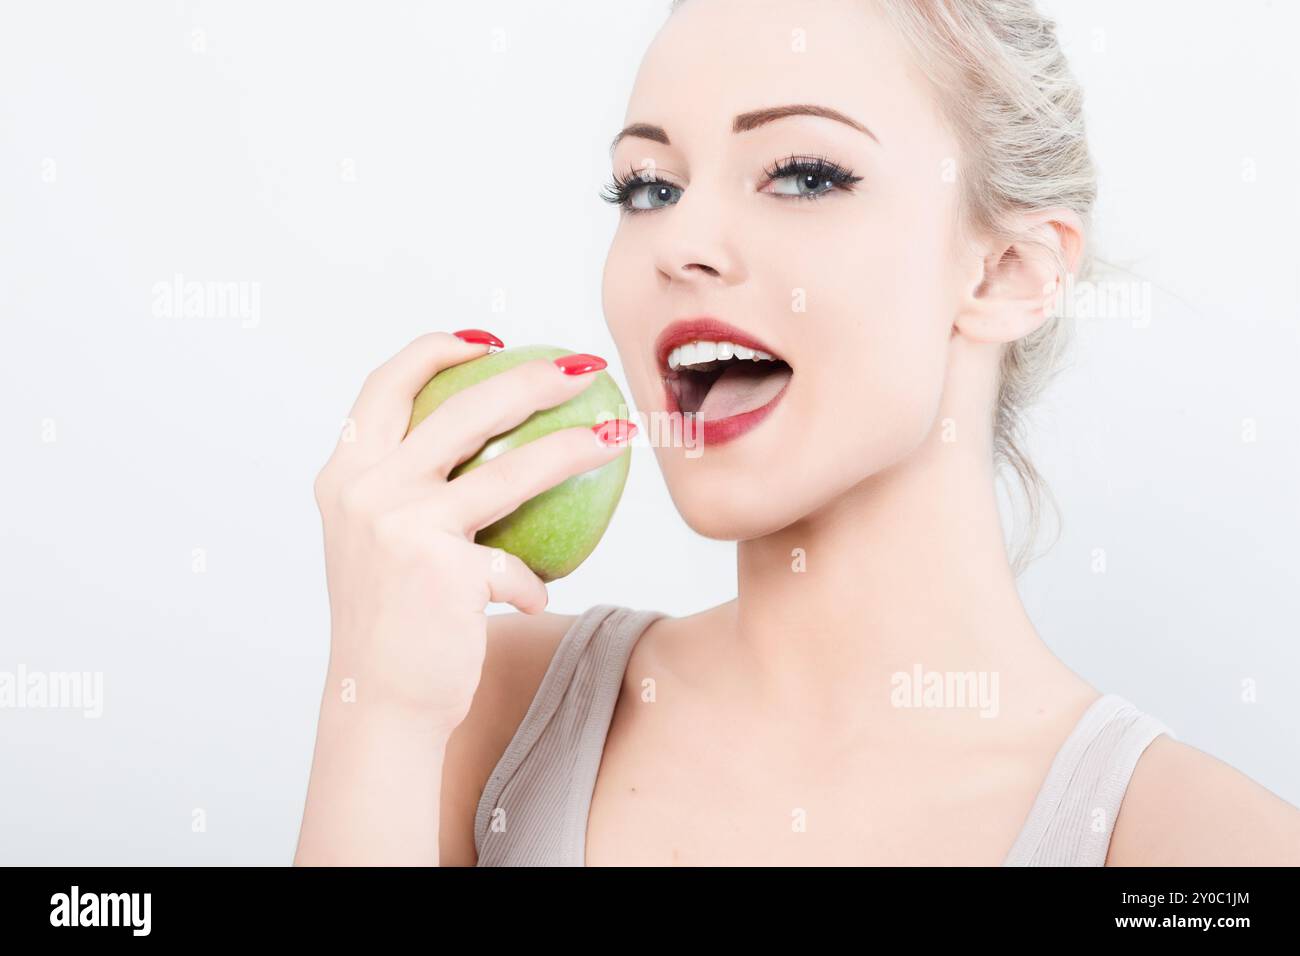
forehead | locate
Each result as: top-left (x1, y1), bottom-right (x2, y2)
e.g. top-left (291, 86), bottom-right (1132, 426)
top-left (620, 0), bottom-right (943, 156)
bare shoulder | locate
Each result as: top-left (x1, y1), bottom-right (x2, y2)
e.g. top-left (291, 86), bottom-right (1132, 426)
top-left (1107, 734), bottom-right (1300, 865)
top-left (437, 609), bottom-right (580, 866)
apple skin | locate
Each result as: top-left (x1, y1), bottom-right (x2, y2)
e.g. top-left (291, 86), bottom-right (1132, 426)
top-left (406, 344), bottom-right (632, 583)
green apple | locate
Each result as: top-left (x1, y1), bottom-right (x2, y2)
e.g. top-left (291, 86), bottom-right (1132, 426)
top-left (406, 344), bottom-right (632, 583)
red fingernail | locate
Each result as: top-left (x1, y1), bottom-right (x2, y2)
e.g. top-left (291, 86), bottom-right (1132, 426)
top-left (453, 329), bottom-right (504, 348)
top-left (554, 353), bottom-right (607, 376)
top-left (592, 419), bottom-right (637, 446)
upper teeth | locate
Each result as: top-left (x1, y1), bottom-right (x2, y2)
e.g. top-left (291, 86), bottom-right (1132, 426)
top-left (668, 339), bottom-right (777, 370)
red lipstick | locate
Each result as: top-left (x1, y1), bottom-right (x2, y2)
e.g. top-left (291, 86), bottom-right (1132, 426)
top-left (654, 316), bottom-right (792, 448)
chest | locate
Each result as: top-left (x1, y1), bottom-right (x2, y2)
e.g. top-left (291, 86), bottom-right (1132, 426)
top-left (583, 689), bottom-right (1048, 866)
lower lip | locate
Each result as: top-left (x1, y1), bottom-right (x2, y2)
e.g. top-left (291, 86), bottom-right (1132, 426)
top-left (661, 369), bottom-right (793, 448)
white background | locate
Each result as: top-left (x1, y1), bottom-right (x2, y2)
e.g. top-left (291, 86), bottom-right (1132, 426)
top-left (1, 0), bottom-right (1296, 864)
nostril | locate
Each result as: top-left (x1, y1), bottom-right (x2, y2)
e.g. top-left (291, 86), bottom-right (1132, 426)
top-left (680, 262), bottom-right (721, 278)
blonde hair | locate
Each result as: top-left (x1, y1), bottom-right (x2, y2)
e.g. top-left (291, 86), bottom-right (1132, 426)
top-left (667, 0), bottom-right (1097, 575)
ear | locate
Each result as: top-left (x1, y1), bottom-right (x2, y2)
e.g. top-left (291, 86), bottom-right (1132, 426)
top-left (954, 208), bottom-right (1085, 344)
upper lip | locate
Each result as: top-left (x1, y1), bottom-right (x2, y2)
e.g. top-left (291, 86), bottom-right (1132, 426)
top-left (655, 317), bottom-right (787, 372)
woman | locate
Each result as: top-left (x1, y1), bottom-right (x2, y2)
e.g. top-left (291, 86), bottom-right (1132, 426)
top-left (294, 0), bottom-right (1300, 865)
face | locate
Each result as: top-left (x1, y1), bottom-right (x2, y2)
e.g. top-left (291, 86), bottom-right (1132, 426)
top-left (601, 0), bottom-right (973, 540)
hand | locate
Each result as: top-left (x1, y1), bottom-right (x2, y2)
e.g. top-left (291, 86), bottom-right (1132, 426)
top-left (311, 330), bottom-right (635, 730)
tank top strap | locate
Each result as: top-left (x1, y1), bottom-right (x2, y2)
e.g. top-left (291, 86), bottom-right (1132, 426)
top-left (474, 603), bottom-right (668, 866)
top-left (1002, 693), bottom-right (1176, 866)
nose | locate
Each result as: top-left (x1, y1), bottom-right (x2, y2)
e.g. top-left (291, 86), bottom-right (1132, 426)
top-left (652, 181), bottom-right (746, 286)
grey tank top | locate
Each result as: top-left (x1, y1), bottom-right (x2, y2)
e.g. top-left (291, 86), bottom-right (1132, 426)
top-left (474, 603), bottom-right (1176, 867)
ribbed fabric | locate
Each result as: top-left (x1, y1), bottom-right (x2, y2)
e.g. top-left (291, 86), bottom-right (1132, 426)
top-left (1001, 691), bottom-right (1175, 865)
top-left (474, 604), bottom-right (667, 866)
top-left (473, 603), bottom-right (1175, 867)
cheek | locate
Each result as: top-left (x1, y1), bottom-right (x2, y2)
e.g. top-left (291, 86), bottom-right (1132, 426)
top-left (600, 236), bottom-right (660, 407)
top-left (600, 234), bottom-right (636, 340)
top-left (774, 197), bottom-right (956, 478)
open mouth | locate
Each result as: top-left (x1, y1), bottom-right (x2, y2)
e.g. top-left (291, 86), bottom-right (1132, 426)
top-left (662, 340), bottom-right (794, 421)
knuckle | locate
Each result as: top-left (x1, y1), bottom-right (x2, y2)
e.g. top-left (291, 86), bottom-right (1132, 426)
top-left (401, 331), bottom-right (452, 367)
top-left (312, 476), bottom-right (331, 510)
top-left (419, 330), bottom-right (456, 349)
top-left (567, 423), bottom-right (600, 451)
top-left (483, 458), bottom-right (521, 495)
top-left (313, 464), bottom-right (343, 508)
top-left (428, 383), bottom-right (471, 419)
top-left (336, 478), bottom-right (373, 519)
top-left (529, 356), bottom-right (563, 388)
top-left (556, 425), bottom-right (600, 462)
top-left (484, 360), bottom-right (546, 404)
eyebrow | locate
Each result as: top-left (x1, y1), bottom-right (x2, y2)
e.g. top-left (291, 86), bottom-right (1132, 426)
top-left (608, 104), bottom-right (880, 156)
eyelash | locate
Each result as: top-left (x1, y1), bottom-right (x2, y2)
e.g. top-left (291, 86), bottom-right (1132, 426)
top-left (599, 154), bottom-right (863, 216)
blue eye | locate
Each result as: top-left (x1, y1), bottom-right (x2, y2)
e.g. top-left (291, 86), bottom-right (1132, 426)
top-left (760, 154), bottom-right (864, 201)
top-left (766, 170), bottom-right (842, 198)
top-left (601, 154), bottom-right (861, 216)
top-left (600, 171), bottom-right (683, 214)
top-left (626, 179), bottom-right (683, 211)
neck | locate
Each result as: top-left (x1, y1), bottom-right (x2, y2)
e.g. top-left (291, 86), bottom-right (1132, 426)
top-left (727, 417), bottom-right (1066, 737)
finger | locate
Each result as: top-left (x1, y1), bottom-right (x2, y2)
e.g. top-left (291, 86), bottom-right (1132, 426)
top-left (333, 330), bottom-right (502, 472)
top-left (441, 421), bottom-right (635, 537)
top-left (476, 544), bottom-right (550, 615)
top-left (373, 510), bottom-right (548, 613)
top-left (387, 354), bottom-right (612, 483)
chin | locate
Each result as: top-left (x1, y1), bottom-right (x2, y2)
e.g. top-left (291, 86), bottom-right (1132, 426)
top-left (657, 469), bottom-right (800, 541)
top-left (681, 507), bottom-right (786, 542)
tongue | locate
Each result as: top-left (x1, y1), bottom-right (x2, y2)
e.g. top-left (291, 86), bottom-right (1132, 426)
top-left (698, 362), bottom-right (793, 421)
